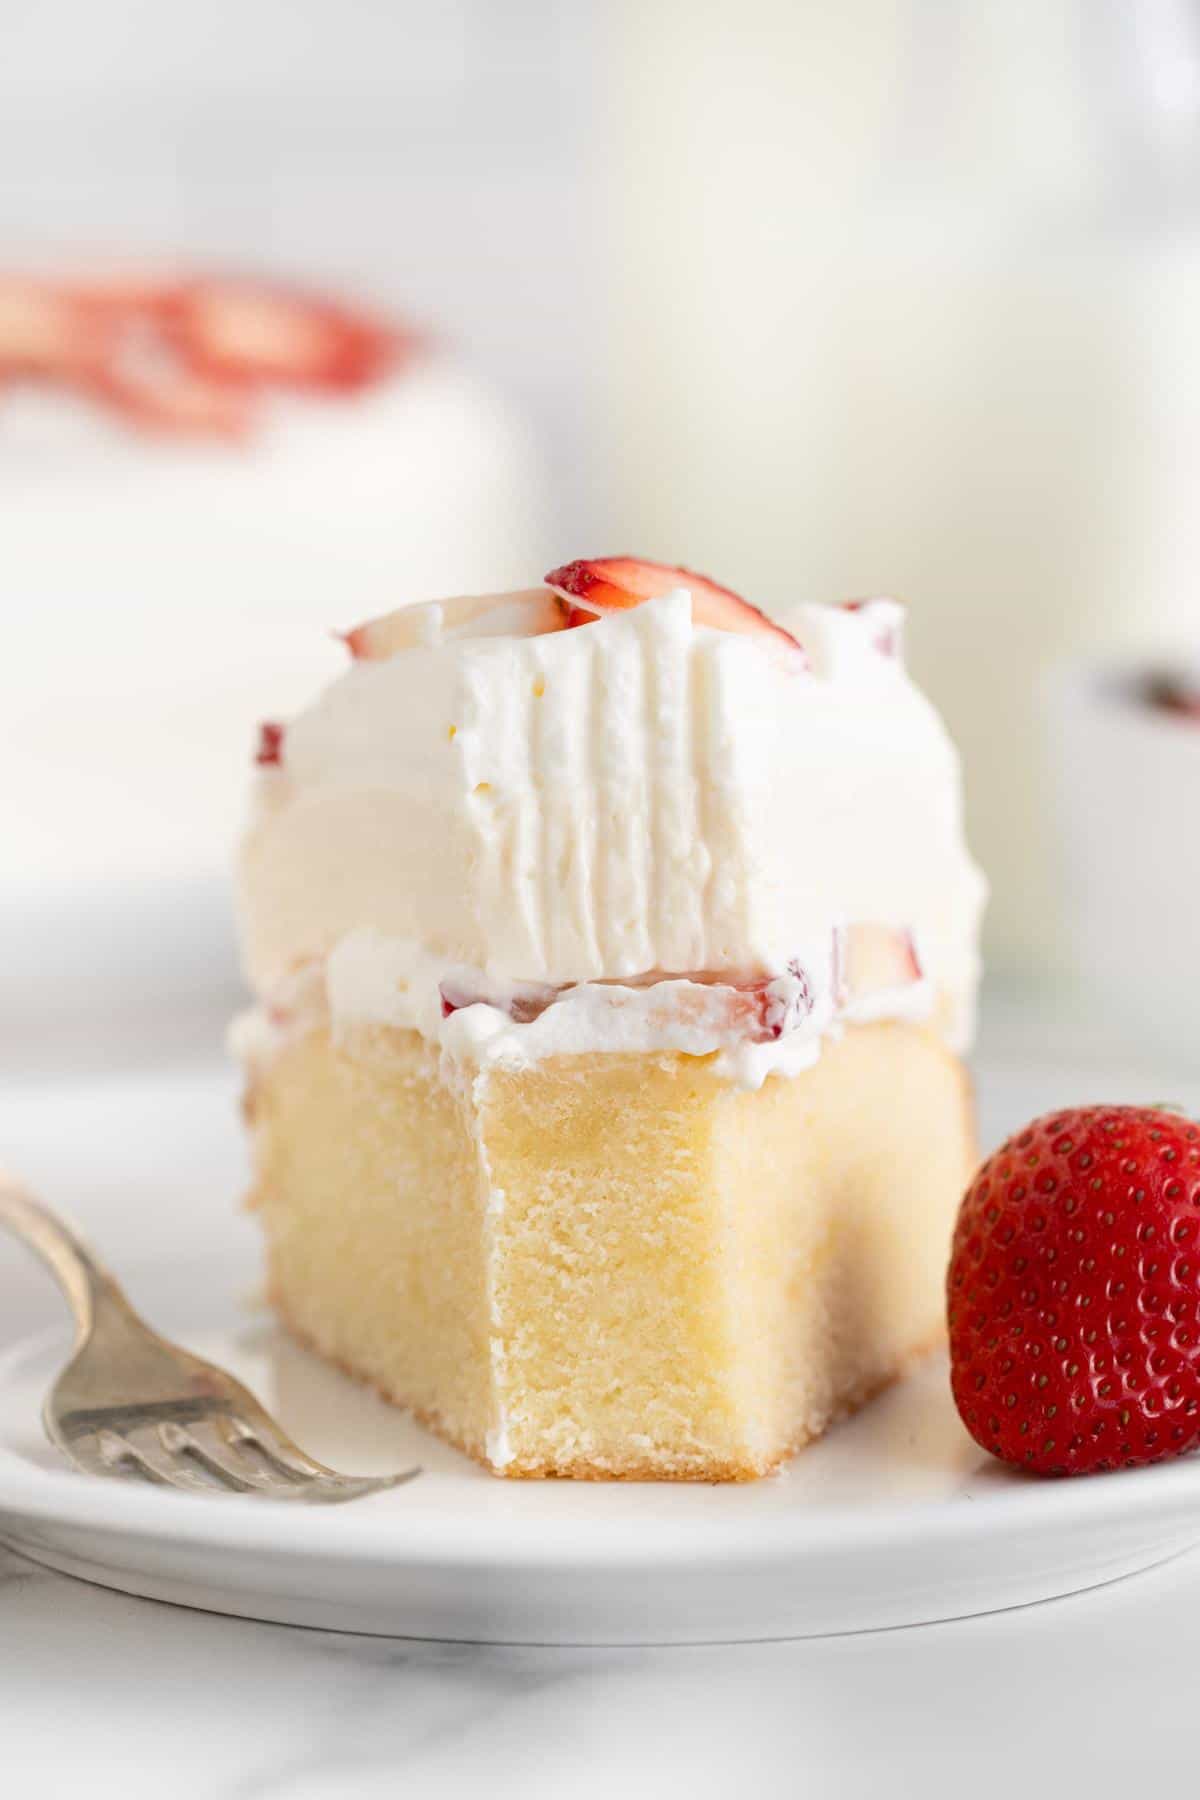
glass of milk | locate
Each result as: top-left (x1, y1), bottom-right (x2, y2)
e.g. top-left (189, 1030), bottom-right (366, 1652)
top-left (604, 0), bottom-right (1200, 983)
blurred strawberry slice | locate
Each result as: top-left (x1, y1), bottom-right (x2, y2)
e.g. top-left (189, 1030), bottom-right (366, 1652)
top-left (0, 273), bottom-right (249, 436)
top-left (164, 278), bottom-right (397, 391)
top-left (0, 276), bottom-right (111, 378)
top-left (545, 557), bottom-right (807, 662)
top-left (254, 721), bottom-right (285, 767)
top-left (86, 355), bottom-right (251, 440)
top-left (66, 267), bottom-right (178, 315)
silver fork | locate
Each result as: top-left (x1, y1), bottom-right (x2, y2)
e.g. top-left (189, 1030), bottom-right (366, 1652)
top-left (0, 1174), bottom-right (418, 1502)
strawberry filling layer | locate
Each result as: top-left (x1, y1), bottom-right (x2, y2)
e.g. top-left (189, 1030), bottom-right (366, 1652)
top-left (438, 963), bottom-right (816, 1045)
top-left (234, 925), bottom-right (930, 1096)
top-left (435, 926), bottom-right (918, 1044)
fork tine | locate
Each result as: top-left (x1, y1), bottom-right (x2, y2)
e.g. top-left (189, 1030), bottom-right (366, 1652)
top-left (226, 1415), bottom-right (333, 1480)
top-left (2, 1175), bottom-right (418, 1502)
top-left (215, 1411), bottom-right (309, 1483)
top-left (281, 1471), bottom-right (415, 1502)
top-left (157, 1418), bottom-right (396, 1499)
top-left (92, 1427), bottom-right (218, 1494)
top-left (228, 1416), bottom-right (421, 1497)
top-left (80, 1422), bottom-right (403, 1501)
top-left (156, 1420), bottom-right (282, 1493)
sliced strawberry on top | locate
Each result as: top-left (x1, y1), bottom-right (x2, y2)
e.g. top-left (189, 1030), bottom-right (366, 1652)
top-left (343, 590), bottom-right (567, 660)
top-left (0, 276), bottom-right (112, 379)
top-left (163, 278), bottom-right (398, 392)
top-left (544, 557), bottom-right (807, 662)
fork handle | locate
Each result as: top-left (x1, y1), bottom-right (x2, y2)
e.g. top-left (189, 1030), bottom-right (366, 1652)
top-left (0, 1173), bottom-right (133, 1345)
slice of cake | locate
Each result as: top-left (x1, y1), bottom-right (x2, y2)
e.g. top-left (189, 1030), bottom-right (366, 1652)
top-left (233, 558), bottom-right (985, 1479)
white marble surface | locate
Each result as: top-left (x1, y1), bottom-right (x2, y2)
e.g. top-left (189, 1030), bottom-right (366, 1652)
top-left (2, 1537), bottom-right (1197, 1797)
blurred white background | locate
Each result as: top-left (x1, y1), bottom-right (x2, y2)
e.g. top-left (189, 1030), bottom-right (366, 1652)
top-left (607, 1), bottom-right (1200, 987)
top-left (0, 0), bottom-right (599, 512)
top-left (5, 0), bottom-right (1200, 1066)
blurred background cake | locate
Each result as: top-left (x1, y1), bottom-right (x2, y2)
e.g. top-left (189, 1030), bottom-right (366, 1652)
top-left (1, 265), bottom-right (552, 1055)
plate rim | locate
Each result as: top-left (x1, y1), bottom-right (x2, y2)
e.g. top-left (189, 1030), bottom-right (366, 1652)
top-left (1, 1314), bottom-right (1198, 1573)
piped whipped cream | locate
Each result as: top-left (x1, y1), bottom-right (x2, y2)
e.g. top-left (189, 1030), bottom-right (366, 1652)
top-left (235, 588), bottom-right (985, 1083)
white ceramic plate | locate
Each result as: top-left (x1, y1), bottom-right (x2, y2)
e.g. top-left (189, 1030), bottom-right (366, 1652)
top-left (1, 1060), bottom-right (1199, 1644)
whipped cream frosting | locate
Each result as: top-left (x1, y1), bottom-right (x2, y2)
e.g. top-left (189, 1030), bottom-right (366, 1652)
top-left (235, 589), bottom-right (985, 1084)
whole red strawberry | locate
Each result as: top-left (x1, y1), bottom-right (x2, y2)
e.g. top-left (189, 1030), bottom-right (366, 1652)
top-left (947, 1105), bottom-right (1200, 1475)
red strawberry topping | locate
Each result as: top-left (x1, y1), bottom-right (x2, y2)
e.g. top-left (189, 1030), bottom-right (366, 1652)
top-left (727, 963), bottom-right (814, 1041)
top-left (0, 276), bottom-right (111, 381)
top-left (0, 268), bottom-right (402, 437)
top-left (437, 966), bottom-right (814, 1043)
top-left (254, 721), bottom-right (285, 767)
top-left (162, 279), bottom-right (398, 392)
top-left (85, 354), bottom-right (251, 440)
top-left (948, 1105), bottom-right (1200, 1476)
top-left (544, 557), bottom-right (807, 662)
top-left (439, 977), bottom-right (558, 1023)
top-left (66, 268), bottom-right (178, 314)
